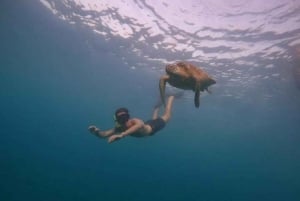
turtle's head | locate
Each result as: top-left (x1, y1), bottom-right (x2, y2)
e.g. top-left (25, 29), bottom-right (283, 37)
top-left (166, 63), bottom-right (184, 76)
top-left (207, 78), bottom-right (216, 86)
top-left (202, 77), bottom-right (216, 90)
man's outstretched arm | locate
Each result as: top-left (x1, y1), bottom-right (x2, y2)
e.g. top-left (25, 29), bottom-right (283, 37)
top-left (107, 119), bottom-right (144, 143)
top-left (88, 125), bottom-right (115, 138)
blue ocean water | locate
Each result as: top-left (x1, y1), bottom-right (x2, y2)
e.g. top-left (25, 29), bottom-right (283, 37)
top-left (1, 1), bottom-right (300, 201)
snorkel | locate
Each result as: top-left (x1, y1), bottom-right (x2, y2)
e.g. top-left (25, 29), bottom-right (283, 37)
top-left (114, 108), bottom-right (130, 129)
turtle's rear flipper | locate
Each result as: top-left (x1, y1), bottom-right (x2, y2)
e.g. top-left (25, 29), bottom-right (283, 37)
top-left (194, 91), bottom-right (200, 108)
top-left (194, 83), bottom-right (200, 108)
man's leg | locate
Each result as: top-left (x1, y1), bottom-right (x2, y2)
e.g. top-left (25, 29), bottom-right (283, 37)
top-left (152, 106), bottom-right (160, 119)
top-left (152, 97), bottom-right (164, 119)
top-left (160, 96), bottom-right (175, 123)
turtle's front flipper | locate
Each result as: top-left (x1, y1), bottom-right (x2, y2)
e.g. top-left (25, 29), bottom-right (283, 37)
top-left (159, 75), bottom-right (169, 107)
top-left (194, 82), bottom-right (201, 108)
top-left (206, 88), bottom-right (212, 94)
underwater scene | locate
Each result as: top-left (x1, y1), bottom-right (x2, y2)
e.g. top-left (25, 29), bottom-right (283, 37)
top-left (1, 0), bottom-right (300, 201)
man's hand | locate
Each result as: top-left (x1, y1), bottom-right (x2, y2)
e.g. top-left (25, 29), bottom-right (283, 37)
top-left (108, 134), bottom-right (123, 143)
top-left (88, 125), bottom-right (100, 136)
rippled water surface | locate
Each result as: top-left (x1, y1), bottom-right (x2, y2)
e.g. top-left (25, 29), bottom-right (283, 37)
top-left (40, 0), bottom-right (300, 99)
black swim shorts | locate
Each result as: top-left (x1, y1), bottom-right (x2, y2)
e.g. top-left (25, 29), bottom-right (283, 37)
top-left (145, 117), bottom-right (166, 135)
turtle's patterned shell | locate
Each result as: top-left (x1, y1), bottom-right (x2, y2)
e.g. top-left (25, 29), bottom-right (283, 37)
top-left (165, 61), bottom-right (215, 92)
top-left (160, 61), bottom-right (216, 108)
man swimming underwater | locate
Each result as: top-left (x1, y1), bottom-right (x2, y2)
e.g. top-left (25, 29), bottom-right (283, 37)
top-left (88, 94), bottom-right (181, 143)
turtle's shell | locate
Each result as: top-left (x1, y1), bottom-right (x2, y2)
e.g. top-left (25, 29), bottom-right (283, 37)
top-left (165, 61), bottom-right (215, 91)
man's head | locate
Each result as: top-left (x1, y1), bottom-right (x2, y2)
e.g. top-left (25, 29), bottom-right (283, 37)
top-left (114, 107), bottom-right (130, 125)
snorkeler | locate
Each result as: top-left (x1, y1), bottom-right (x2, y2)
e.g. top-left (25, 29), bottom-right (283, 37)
top-left (88, 94), bottom-right (180, 143)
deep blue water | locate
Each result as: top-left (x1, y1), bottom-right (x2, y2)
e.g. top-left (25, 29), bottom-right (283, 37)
top-left (1, 1), bottom-right (300, 201)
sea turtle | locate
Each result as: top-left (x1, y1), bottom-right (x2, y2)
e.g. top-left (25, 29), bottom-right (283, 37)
top-left (159, 61), bottom-right (216, 108)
